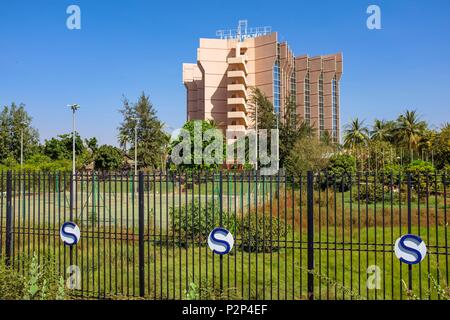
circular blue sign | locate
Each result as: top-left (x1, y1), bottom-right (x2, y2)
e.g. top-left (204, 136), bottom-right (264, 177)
top-left (60, 221), bottom-right (81, 246)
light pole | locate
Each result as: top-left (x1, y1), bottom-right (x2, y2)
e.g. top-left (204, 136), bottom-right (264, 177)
top-left (67, 104), bottom-right (80, 177)
top-left (67, 104), bottom-right (79, 219)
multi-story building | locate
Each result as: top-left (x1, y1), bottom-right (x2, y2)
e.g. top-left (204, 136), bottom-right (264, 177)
top-left (183, 21), bottom-right (343, 144)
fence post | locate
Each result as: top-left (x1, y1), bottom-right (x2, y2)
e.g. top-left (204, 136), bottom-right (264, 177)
top-left (5, 171), bottom-right (12, 266)
top-left (407, 173), bottom-right (413, 291)
top-left (219, 171), bottom-right (223, 293)
top-left (307, 171), bottom-right (314, 300)
top-left (138, 171), bottom-right (145, 297)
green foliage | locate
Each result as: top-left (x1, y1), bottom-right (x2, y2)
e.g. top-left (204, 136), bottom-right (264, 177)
top-left (185, 282), bottom-right (200, 300)
top-left (343, 118), bottom-right (369, 149)
top-left (0, 103), bottom-right (40, 163)
top-left (0, 253), bottom-right (66, 300)
top-left (169, 201), bottom-right (236, 244)
top-left (279, 97), bottom-right (316, 168)
top-left (169, 120), bottom-right (226, 173)
top-left (321, 154), bottom-right (356, 191)
top-left (169, 200), bottom-right (288, 253)
top-left (94, 145), bottom-right (123, 171)
top-left (405, 160), bottom-right (435, 176)
top-left (237, 214), bottom-right (290, 253)
top-left (43, 133), bottom-right (85, 160)
top-left (352, 182), bottom-right (386, 204)
top-left (118, 93), bottom-right (169, 169)
top-left (285, 137), bottom-right (333, 175)
top-left (431, 123), bottom-right (450, 170)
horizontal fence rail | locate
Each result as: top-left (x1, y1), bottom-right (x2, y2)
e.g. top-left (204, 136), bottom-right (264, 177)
top-left (0, 170), bottom-right (448, 300)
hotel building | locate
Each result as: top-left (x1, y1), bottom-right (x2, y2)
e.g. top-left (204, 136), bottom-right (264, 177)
top-left (183, 21), bottom-right (343, 144)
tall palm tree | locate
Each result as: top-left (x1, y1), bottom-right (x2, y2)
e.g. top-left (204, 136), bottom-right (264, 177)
top-left (371, 119), bottom-right (395, 142)
top-left (394, 110), bottom-right (427, 161)
top-left (343, 118), bottom-right (369, 149)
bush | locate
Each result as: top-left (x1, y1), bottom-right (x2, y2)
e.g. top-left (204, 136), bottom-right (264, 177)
top-left (0, 253), bottom-right (66, 300)
top-left (237, 214), bottom-right (290, 253)
top-left (352, 183), bottom-right (386, 204)
top-left (320, 154), bottom-right (356, 191)
top-left (169, 201), bottom-right (236, 245)
top-left (169, 202), bottom-right (289, 253)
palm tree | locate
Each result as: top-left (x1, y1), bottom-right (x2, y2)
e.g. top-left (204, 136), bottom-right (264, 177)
top-left (343, 118), bottom-right (369, 149)
top-left (371, 119), bottom-right (395, 142)
top-left (394, 110), bottom-right (427, 161)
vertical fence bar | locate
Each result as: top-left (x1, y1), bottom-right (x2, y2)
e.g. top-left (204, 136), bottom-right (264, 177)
top-left (138, 171), bottom-right (145, 297)
top-left (219, 171), bottom-right (223, 294)
top-left (5, 171), bottom-right (12, 266)
top-left (407, 173), bottom-right (413, 291)
top-left (307, 171), bottom-right (314, 300)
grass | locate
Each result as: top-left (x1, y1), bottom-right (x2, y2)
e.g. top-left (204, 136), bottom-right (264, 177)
top-left (3, 223), bottom-right (448, 300)
top-left (0, 181), bottom-right (447, 300)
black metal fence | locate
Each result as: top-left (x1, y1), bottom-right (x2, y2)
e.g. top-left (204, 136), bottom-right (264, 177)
top-left (0, 170), bottom-right (448, 300)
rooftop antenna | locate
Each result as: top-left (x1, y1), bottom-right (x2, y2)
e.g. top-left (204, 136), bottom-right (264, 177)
top-left (216, 20), bottom-right (272, 40)
top-left (237, 20), bottom-right (247, 42)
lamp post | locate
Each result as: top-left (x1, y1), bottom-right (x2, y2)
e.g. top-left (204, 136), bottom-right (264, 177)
top-left (67, 104), bottom-right (80, 178)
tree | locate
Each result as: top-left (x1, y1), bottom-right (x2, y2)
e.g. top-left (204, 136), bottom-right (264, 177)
top-left (248, 88), bottom-right (276, 130)
top-left (393, 110), bottom-right (427, 161)
top-left (43, 133), bottom-right (84, 160)
top-left (370, 119), bottom-right (395, 143)
top-left (0, 103), bottom-right (39, 163)
top-left (285, 137), bottom-right (333, 175)
top-left (279, 97), bottom-right (315, 168)
top-left (118, 93), bottom-right (169, 169)
top-left (94, 145), bottom-right (123, 171)
top-left (431, 123), bottom-right (450, 170)
top-left (343, 118), bottom-right (369, 150)
top-left (169, 120), bottom-right (226, 172)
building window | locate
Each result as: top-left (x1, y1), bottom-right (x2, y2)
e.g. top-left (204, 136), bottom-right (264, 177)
top-left (332, 76), bottom-right (338, 142)
top-left (319, 73), bottom-right (324, 136)
top-left (304, 72), bottom-right (310, 126)
top-left (273, 45), bottom-right (281, 117)
top-left (290, 67), bottom-right (296, 125)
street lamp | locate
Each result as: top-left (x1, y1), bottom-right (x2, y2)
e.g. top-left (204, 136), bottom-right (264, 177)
top-left (67, 104), bottom-right (80, 177)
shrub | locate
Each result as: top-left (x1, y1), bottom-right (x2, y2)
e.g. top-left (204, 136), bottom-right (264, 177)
top-left (169, 201), bottom-right (236, 245)
top-left (352, 183), bottom-right (386, 204)
top-left (0, 253), bottom-right (66, 300)
top-left (237, 214), bottom-right (290, 253)
top-left (169, 202), bottom-right (289, 253)
top-left (320, 154), bottom-right (356, 191)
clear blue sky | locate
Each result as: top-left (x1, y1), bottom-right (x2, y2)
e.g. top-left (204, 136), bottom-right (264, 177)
top-left (1, 0), bottom-right (449, 146)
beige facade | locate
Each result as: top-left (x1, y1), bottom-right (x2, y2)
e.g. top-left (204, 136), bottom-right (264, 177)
top-left (183, 31), bottom-right (343, 143)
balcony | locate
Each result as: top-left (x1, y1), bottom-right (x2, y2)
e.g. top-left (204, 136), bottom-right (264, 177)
top-left (227, 83), bottom-right (247, 99)
top-left (228, 111), bottom-right (248, 126)
top-left (227, 55), bottom-right (248, 75)
top-left (227, 70), bottom-right (247, 84)
top-left (227, 97), bottom-right (246, 107)
top-left (227, 124), bottom-right (247, 133)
